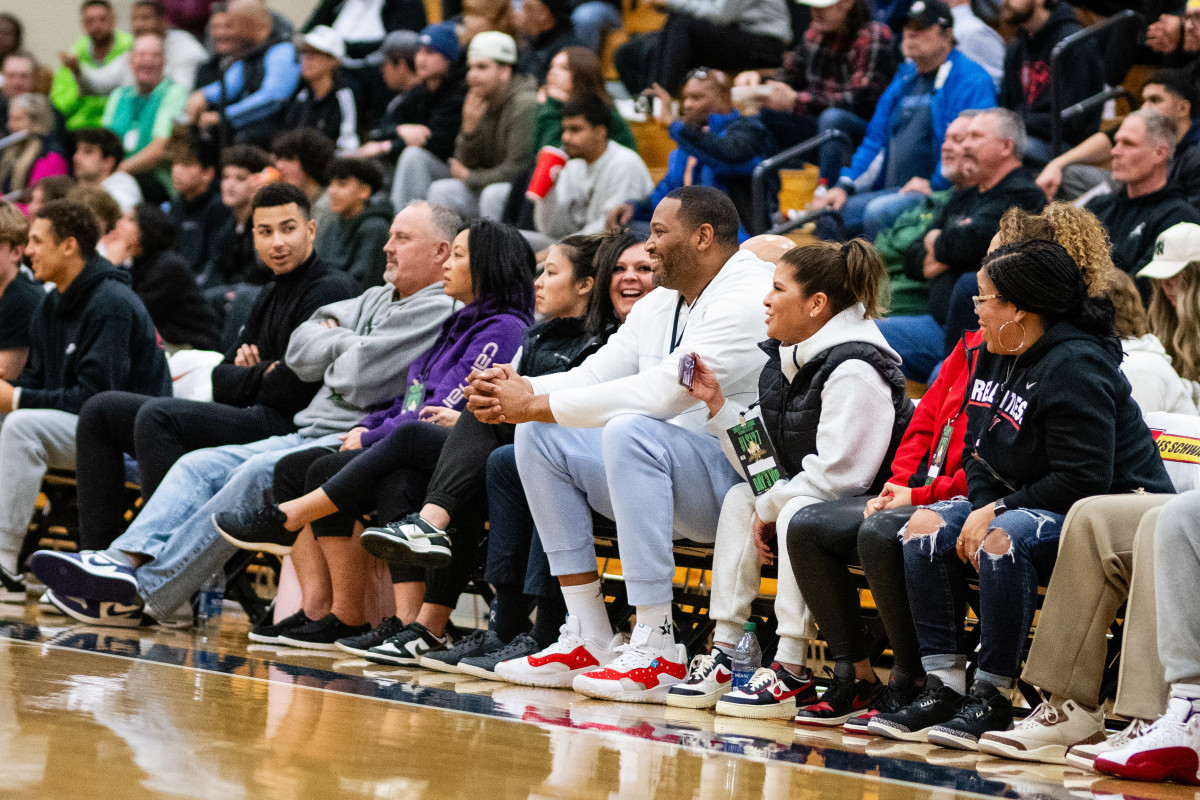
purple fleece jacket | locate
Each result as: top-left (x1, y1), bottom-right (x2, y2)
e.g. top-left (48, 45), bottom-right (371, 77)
top-left (358, 296), bottom-right (533, 447)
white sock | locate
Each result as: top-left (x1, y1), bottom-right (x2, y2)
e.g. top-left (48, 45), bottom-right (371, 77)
top-left (930, 667), bottom-right (967, 695)
top-left (635, 602), bottom-right (674, 646)
top-left (560, 580), bottom-right (612, 643)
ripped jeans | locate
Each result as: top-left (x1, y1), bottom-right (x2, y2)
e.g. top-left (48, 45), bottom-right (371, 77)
top-left (901, 497), bottom-right (1065, 689)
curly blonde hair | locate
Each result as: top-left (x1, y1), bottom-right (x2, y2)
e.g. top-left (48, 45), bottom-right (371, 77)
top-left (1149, 264), bottom-right (1200, 382)
top-left (995, 203), bottom-right (1119, 298)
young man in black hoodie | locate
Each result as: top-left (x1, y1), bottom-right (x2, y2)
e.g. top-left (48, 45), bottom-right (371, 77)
top-left (165, 126), bottom-right (233, 289)
top-left (316, 158), bottom-right (394, 291)
top-left (997, 0), bottom-right (1104, 166)
top-left (71, 183), bottom-right (358, 552)
top-left (0, 199), bottom-right (171, 597)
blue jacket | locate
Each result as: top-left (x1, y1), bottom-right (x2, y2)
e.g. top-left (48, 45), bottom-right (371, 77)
top-left (839, 49), bottom-right (996, 193)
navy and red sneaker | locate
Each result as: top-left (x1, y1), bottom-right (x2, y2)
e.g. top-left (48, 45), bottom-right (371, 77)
top-left (795, 661), bottom-right (883, 727)
top-left (715, 662), bottom-right (818, 720)
top-left (843, 672), bottom-right (924, 735)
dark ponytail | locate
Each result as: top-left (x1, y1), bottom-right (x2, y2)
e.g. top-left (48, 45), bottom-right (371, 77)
top-left (779, 238), bottom-right (886, 318)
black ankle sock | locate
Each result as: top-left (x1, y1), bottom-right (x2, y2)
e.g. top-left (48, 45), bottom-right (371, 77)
top-left (492, 583), bottom-right (533, 642)
top-left (530, 589), bottom-right (567, 648)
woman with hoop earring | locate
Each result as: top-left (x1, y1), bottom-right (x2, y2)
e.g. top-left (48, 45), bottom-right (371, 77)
top-left (864, 238), bottom-right (1173, 751)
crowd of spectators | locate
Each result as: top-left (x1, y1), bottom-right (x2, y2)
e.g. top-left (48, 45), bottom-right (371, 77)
top-left (6, 0), bottom-right (1200, 788)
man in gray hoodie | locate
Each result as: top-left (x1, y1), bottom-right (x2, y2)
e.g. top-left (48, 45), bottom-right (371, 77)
top-left (30, 202), bottom-right (460, 626)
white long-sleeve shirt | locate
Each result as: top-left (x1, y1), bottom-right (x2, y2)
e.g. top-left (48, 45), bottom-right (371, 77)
top-left (705, 304), bottom-right (901, 525)
top-left (528, 249), bottom-right (773, 433)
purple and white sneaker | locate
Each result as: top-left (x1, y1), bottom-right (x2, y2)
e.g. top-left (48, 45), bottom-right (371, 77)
top-left (31, 550), bottom-right (140, 604)
top-left (44, 588), bottom-right (145, 628)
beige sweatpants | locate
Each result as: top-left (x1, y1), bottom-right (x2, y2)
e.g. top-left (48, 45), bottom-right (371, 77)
top-left (1021, 493), bottom-right (1172, 721)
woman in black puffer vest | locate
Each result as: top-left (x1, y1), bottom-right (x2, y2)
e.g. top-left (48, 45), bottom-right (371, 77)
top-left (666, 239), bottom-right (912, 720)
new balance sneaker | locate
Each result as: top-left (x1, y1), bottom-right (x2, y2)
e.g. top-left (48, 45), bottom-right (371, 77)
top-left (334, 615), bottom-right (406, 657)
top-left (420, 629), bottom-right (500, 673)
top-left (494, 616), bottom-right (623, 688)
top-left (360, 513), bottom-right (452, 569)
top-left (248, 609), bottom-right (312, 644)
top-left (365, 621), bottom-right (451, 666)
top-left (1095, 692), bottom-right (1200, 784)
top-left (867, 675), bottom-right (964, 741)
top-left (212, 495), bottom-right (296, 556)
top-left (795, 662), bottom-right (883, 727)
top-left (666, 649), bottom-right (734, 709)
top-left (978, 699), bottom-right (1106, 764)
top-left (715, 662), bottom-right (818, 720)
top-left (458, 633), bottom-right (542, 680)
top-left (277, 614), bottom-right (371, 650)
top-left (0, 564), bottom-right (26, 603)
top-left (572, 623), bottom-right (688, 704)
top-left (30, 550), bottom-right (140, 604)
top-left (44, 588), bottom-right (144, 628)
top-left (927, 680), bottom-right (1014, 750)
top-left (843, 673), bottom-right (924, 735)
top-left (1066, 718), bottom-right (1152, 772)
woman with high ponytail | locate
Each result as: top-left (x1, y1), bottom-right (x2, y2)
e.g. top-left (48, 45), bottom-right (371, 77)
top-left (665, 239), bottom-right (914, 719)
top-left (862, 238), bottom-right (1173, 751)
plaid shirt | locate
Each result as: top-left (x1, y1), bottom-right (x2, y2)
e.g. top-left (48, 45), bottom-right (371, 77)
top-left (776, 21), bottom-right (897, 120)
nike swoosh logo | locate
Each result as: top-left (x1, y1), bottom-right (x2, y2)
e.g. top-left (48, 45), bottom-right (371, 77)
top-left (1025, 382), bottom-right (1036, 389)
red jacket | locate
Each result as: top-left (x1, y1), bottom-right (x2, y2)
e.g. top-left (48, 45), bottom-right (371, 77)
top-left (887, 331), bottom-right (982, 506)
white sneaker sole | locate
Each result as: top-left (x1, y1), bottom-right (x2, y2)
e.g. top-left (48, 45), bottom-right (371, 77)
top-left (926, 727), bottom-right (981, 751)
top-left (1064, 749), bottom-right (1100, 772)
top-left (573, 676), bottom-right (679, 704)
top-left (494, 662), bottom-right (588, 689)
top-left (715, 697), bottom-right (798, 719)
top-left (276, 635), bottom-right (342, 651)
top-left (420, 655), bottom-right (469, 673)
top-left (212, 514), bottom-right (294, 557)
top-left (867, 719), bottom-right (941, 742)
top-left (360, 529), bottom-right (452, 568)
top-left (456, 662), bottom-right (507, 681)
top-left (666, 686), bottom-right (728, 709)
top-left (977, 737), bottom-right (1070, 765)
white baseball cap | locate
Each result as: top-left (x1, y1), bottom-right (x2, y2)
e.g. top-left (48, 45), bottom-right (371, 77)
top-left (301, 26), bottom-right (346, 61)
top-left (467, 31), bottom-right (518, 65)
top-left (1138, 222), bottom-right (1200, 279)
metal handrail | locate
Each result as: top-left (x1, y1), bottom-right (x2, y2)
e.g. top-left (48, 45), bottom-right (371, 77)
top-left (750, 129), bottom-right (853, 235)
top-left (0, 130), bottom-right (31, 152)
top-left (1049, 10), bottom-right (1139, 156)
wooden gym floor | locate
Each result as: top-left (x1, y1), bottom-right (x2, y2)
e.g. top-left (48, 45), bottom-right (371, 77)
top-left (1, 603), bottom-right (1197, 800)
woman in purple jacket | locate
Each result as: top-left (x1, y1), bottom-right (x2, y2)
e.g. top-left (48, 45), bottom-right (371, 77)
top-left (215, 219), bottom-right (535, 647)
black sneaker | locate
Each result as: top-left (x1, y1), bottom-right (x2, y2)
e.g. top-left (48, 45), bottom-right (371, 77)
top-left (335, 615), bottom-right (407, 657)
top-left (247, 609), bottom-right (311, 643)
top-left (420, 629), bottom-right (500, 672)
top-left (795, 661), bottom-right (884, 727)
top-left (843, 673), bottom-right (924, 735)
top-left (360, 513), bottom-right (453, 569)
top-left (927, 680), bottom-right (1014, 751)
top-left (212, 493), bottom-right (295, 556)
top-left (457, 632), bottom-right (542, 680)
top-left (277, 614), bottom-right (371, 650)
top-left (866, 674), bottom-right (964, 741)
top-left (365, 621), bottom-right (451, 666)
top-left (0, 564), bottom-right (26, 603)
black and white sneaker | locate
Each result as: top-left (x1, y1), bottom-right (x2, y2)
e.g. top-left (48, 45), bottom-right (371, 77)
top-left (666, 649), bottom-right (735, 709)
top-left (0, 564), bottom-right (26, 603)
top-left (360, 513), bottom-right (453, 568)
top-left (277, 614), bottom-right (371, 650)
top-left (420, 629), bottom-right (501, 672)
top-left (335, 616), bottom-right (407, 657)
top-left (212, 494), bottom-right (296, 556)
top-left (867, 675), bottom-right (964, 741)
top-left (30, 550), bottom-right (140, 604)
top-left (45, 588), bottom-right (145, 628)
top-left (457, 633), bottom-right (542, 680)
top-left (365, 621), bottom-right (452, 666)
top-left (247, 609), bottom-right (312, 644)
top-left (927, 680), bottom-right (1014, 751)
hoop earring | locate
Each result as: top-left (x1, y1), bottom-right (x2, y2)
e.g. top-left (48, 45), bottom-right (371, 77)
top-left (998, 320), bottom-right (1027, 353)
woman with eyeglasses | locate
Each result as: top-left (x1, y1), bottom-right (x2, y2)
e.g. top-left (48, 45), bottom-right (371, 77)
top-left (865, 238), bottom-right (1172, 750)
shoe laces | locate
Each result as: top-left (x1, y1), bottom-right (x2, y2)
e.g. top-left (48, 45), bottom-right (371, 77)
top-left (685, 652), bottom-right (719, 681)
top-left (1015, 702), bottom-right (1063, 729)
top-left (814, 670), bottom-right (858, 707)
top-left (875, 682), bottom-right (913, 713)
top-left (448, 629), bottom-right (489, 653)
top-left (491, 633), bottom-right (538, 660)
top-left (1105, 717), bottom-right (1151, 747)
top-left (742, 666), bottom-right (781, 694)
top-left (607, 641), bottom-right (659, 670)
top-left (958, 691), bottom-right (991, 720)
top-left (1120, 701), bottom-right (1200, 748)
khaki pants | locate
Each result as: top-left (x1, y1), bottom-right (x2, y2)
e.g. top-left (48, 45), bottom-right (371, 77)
top-left (1022, 494), bottom-right (1171, 721)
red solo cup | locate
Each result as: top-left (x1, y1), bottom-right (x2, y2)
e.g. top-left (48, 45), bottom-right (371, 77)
top-left (526, 146), bottom-right (569, 201)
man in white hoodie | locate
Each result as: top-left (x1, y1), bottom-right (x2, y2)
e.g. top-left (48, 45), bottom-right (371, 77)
top-left (466, 186), bottom-right (773, 701)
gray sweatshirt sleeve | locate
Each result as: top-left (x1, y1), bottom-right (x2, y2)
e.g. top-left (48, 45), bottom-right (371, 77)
top-left (283, 289), bottom-right (386, 383)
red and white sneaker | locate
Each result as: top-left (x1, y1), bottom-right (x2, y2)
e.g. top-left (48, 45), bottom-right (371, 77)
top-left (1096, 691), bottom-right (1200, 784)
top-left (493, 615), bottom-right (623, 688)
top-left (572, 623), bottom-right (688, 704)
top-left (715, 662), bottom-right (818, 720)
top-left (666, 649), bottom-right (734, 709)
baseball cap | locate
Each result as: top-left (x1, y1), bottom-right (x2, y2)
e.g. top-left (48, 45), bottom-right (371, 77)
top-left (795, 0), bottom-right (845, 8)
top-left (301, 25), bottom-right (346, 61)
top-left (419, 22), bottom-right (460, 63)
top-left (1138, 222), bottom-right (1200, 279)
top-left (467, 31), bottom-right (518, 65)
top-left (382, 30), bottom-right (421, 62)
top-left (905, 0), bottom-right (954, 28)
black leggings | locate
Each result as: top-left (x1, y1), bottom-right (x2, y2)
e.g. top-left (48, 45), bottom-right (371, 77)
top-left (787, 497), bottom-right (923, 677)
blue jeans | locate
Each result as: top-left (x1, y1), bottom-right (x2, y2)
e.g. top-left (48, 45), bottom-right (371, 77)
top-left (484, 443), bottom-right (552, 597)
top-left (902, 497), bottom-right (1065, 689)
top-left (572, 1), bottom-right (623, 51)
top-left (515, 415), bottom-right (742, 606)
top-left (877, 314), bottom-right (945, 383)
top-left (106, 432), bottom-right (342, 619)
top-left (830, 189), bottom-right (925, 240)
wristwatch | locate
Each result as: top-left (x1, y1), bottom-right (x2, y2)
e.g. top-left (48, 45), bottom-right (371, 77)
top-left (993, 499), bottom-right (1008, 515)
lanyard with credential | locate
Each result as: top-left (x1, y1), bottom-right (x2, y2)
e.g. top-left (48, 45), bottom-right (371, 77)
top-left (669, 296), bottom-right (688, 353)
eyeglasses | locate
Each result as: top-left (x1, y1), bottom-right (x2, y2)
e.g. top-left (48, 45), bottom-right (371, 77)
top-left (971, 293), bottom-right (1003, 310)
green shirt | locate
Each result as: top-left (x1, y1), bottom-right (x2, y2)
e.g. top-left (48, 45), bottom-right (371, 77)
top-left (877, 189), bottom-right (951, 318)
top-left (51, 31), bottom-right (134, 130)
top-left (103, 78), bottom-right (187, 192)
top-left (533, 97), bottom-right (638, 155)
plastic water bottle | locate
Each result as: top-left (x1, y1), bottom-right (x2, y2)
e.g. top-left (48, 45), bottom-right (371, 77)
top-left (196, 569), bottom-right (225, 628)
top-left (732, 621), bottom-right (762, 690)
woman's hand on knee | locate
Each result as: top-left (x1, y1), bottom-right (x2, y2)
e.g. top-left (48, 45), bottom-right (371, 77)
top-left (957, 504), bottom-right (998, 572)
